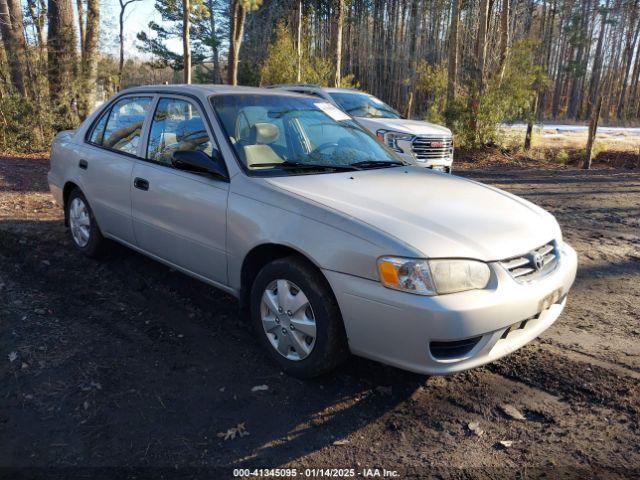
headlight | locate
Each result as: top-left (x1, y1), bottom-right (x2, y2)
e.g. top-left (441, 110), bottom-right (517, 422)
top-left (376, 130), bottom-right (413, 153)
top-left (428, 259), bottom-right (491, 294)
top-left (377, 257), bottom-right (491, 295)
top-left (378, 257), bottom-right (436, 295)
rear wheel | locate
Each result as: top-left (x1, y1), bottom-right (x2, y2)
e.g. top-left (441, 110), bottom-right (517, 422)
top-left (250, 256), bottom-right (349, 377)
top-left (66, 188), bottom-right (107, 258)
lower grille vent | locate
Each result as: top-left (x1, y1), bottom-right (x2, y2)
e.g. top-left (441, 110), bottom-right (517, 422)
top-left (430, 336), bottom-right (482, 360)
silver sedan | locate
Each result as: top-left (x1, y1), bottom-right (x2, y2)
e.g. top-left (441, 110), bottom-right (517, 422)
top-left (48, 85), bottom-right (577, 377)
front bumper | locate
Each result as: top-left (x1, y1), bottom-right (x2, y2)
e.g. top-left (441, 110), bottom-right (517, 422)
top-left (397, 151), bottom-right (453, 170)
top-left (324, 242), bottom-right (578, 375)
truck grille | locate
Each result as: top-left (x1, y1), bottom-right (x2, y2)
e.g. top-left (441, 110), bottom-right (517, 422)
top-left (500, 241), bottom-right (559, 282)
top-left (411, 135), bottom-right (453, 162)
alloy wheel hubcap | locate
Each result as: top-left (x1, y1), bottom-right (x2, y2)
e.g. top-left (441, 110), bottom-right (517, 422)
top-left (260, 279), bottom-right (316, 361)
top-left (69, 197), bottom-right (91, 247)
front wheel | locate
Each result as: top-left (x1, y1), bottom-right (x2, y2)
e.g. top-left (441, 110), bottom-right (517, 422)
top-left (250, 256), bottom-right (349, 378)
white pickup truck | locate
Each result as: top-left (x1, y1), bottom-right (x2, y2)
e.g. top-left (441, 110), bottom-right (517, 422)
top-left (271, 84), bottom-right (454, 173)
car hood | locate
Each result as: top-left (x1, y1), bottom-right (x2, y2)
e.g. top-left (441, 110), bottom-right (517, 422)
top-left (355, 117), bottom-right (452, 136)
top-left (265, 168), bottom-right (560, 261)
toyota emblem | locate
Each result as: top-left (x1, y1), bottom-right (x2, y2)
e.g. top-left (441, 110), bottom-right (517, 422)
top-left (532, 252), bottom-right (544, 270)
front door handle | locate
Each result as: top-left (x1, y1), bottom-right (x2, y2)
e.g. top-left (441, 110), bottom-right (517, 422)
top-left (79, 159), bottom-right (88, 170)
top-left (134, 177), bottom-right (149, 191)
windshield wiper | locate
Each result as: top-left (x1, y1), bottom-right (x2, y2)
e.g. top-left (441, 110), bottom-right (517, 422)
top-left (350, 160), bottom-right (407, 169)
top-left (253, 161), bottom-right (359, 172)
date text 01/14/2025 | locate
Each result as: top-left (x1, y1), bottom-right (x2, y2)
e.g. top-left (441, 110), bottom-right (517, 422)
top-left (232, 468), bottom-right (400, 477)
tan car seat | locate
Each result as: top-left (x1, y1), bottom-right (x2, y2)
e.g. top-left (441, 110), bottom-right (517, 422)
top-left (241, 123), bottom-right (283, 168)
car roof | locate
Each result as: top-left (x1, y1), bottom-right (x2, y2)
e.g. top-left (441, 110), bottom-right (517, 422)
top-left (120, 84), bottom-right (308, 98)
top-left (323, 87), bottom-right (369, 94)
top-left (269, 84), bottom-right (370, 95)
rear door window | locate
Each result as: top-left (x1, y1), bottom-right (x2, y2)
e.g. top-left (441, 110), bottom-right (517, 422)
top-left (95, 96), bottom-right (153, 155)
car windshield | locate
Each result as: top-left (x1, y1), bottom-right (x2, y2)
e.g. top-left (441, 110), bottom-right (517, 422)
top-left (328, 92), bottom-right (402, 119)
top-left (210, 94), bottom-right (403, 174)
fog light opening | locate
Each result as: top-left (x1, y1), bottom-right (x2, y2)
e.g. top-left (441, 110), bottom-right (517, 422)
top-left (429, 336), bottom-right (482, 361)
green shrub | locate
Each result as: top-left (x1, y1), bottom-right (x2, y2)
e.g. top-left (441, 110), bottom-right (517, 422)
top-left (259, 22), bottom-right (334, 87)
top-left (556, 149), bottom-right (569, 164)
top-left (414, 61), bottom-right (447, 124)
top-left (0, 93), bottom-right (54, 153)
top-left (453, 39), bottom-right (549, 148)
top-left (590, 140), bottom-right (609, 159)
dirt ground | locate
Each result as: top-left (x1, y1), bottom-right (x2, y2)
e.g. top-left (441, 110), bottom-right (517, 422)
top-left (1, 153), bottom-right (639, 479)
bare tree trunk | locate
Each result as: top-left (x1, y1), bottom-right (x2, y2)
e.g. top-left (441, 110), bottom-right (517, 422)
top-left (404, 0), bottom-right (420, 118)
top-left (26, 0), bottom-right (47, 50)
top-left (297, 0), bottom-right (302, 83)
top-left (468, 0), bottom-right (489, 142)
top-left (208, 0), bottom-right (221, 83)
top-left (228, 1), bottom-right (241, 85)
top-left (228, 0), bottom-right (245, 85)
top-left (0, 0), bottom-right (29, 96)
top-left (76, 0), bottom-right (86, 53)
top-left (616, 0), bottom-right (639, 118)
top-left (183, 0), bottom-right (191, 84)
top-left (583, 94), bottom-right (602, 169)
top-left (117, 0), bottom-right (141, 89)
top-left (78, 0), bottom-right (99, 119)
top-left (48, 0), bottom-right (78, 129)
top-left (118, 1), bottom-right (125, 88)
top-left (330, 0), bottom-right (345, 87)
top-left (446, 0), bottom-right (460, 125)
top-left (587, 0), bottom-right (609, 117)
top-left (524, 93), bottom-right (539, 150)
top-left (497, 0), bottom-right (509, 83)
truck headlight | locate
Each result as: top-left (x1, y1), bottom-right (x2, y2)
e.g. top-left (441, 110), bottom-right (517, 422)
top-left (376, 130), bottom-right (413, 153)
top-left (377, 257), bottom-right (491, 295)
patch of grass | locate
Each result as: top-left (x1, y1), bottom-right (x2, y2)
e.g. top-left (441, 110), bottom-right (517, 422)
top-left (555, 149), bottom-right (569, 164)
top-left (590, 140), bottom-right (609, 159)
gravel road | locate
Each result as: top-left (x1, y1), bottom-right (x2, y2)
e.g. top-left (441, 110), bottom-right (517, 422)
top-left (1, 154), bottom-right (638, 479)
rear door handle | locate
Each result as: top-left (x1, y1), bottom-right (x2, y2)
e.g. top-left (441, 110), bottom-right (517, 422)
top-left (78, 159), bottom-right (88, 170)
top-left (134, 177), bottom-right (149, 191)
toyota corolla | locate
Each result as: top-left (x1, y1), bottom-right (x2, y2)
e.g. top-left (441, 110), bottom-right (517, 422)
top-left (48, 85), bottom-right (577, 377)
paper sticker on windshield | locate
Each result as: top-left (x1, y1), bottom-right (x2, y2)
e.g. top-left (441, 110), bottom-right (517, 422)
top-left (315, 102), bottom-right (350, 121)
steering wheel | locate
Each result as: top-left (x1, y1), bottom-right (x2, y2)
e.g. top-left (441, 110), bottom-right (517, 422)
top-left (310, 142), bottom-right (340, 156)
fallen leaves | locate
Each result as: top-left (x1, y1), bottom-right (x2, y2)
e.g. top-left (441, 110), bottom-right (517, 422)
top-left (251, 384), bottom-right (269, 392)
top-left (8, 351), bottom-right (17, 362)
top-left (500, 404), bottom-right (527, 421)
top-left (467, 421), bottom-right (484, 437)
top-left (498, 440), bottom-right (515, 448)
top-left (217, 423), bottom-right (249, 441)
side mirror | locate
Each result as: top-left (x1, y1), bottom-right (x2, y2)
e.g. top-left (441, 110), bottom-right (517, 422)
top-left (171, 150), bottom-right (229, 181)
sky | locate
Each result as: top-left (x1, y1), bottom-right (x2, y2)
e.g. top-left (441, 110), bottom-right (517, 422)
top-left (102, 0), bottom-right (183, 57)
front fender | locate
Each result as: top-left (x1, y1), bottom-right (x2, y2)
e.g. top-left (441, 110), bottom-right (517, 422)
top-left (226, 176), bottom-right (419, 291)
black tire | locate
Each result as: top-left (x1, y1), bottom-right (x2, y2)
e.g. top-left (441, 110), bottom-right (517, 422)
top-left (250, 255), bottom-right (349, 378)
top-left (66, 188), bottom-right (107, 258)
